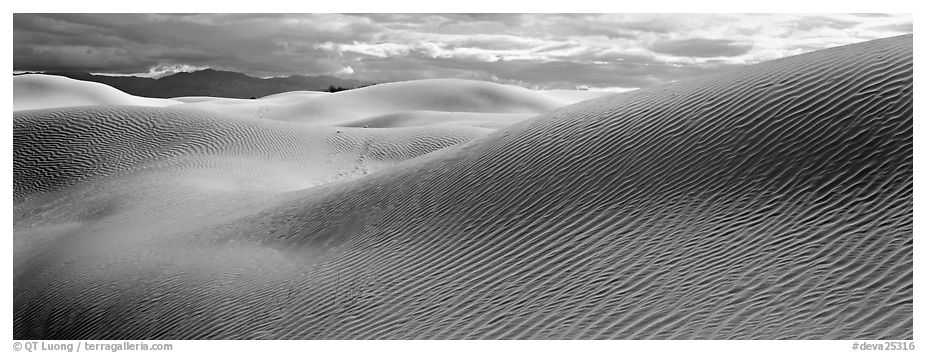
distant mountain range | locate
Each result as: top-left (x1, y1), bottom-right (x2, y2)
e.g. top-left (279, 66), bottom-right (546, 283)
top-left (14, 69), bottom-right (374, 99)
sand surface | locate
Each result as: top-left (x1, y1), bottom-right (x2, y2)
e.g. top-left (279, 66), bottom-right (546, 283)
top-left (13, 35), bottom-right (912, 339)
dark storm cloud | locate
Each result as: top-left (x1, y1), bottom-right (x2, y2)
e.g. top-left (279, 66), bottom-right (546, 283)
top-left (13, 13), bottom-right (913, 89)
top-left (650, 38), bottom-right (754, 58)
top-left (14, 13), bottom-right (373, 76)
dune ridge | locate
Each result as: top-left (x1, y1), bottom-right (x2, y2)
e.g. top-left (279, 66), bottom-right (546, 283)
top-left (13, 35), bottom-right (912, 339)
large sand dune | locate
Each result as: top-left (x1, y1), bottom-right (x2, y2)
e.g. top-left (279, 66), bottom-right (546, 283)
top-left (13, 106), bottom-right (487, 200)
top-left (170, 79), bottom-right (610, 128)
top-left (13, 74), bottom-right (180, 111)
top-left (13, 35), bottom-right (912, 339)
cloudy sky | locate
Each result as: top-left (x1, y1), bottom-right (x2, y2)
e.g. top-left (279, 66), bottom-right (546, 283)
top-left (13, 13), bottom-right (912, 90)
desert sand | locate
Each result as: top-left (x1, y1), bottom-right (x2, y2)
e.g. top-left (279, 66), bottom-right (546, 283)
top-left (13, 35), bottom-right (912, 339)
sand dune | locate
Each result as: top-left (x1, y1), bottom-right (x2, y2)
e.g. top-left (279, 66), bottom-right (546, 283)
top-left (339, 111), bottom-right (536, 129)
top-left (170, 96), bottom-right (252, 103)
top-left (14, 105), bottom-right (487, 200)
top-left (171, 79), bottom-right (610, 128)
top-left (13, 74), bottom-right (180, 111)
top-left (257, 90), bottom-right (334, 101)
top-left (13, 35), bottom-right (911, 340)
top-left (171, 91), bottom-right (332, 104)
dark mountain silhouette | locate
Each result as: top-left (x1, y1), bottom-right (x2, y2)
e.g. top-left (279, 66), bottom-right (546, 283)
top-left (14, 69), bottom-right (373, 99)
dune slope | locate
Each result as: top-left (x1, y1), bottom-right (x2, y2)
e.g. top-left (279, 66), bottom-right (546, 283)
top-left (13, 35), bottom-right (912, 339)
top-left (13, 106), bottom-right (490, 313)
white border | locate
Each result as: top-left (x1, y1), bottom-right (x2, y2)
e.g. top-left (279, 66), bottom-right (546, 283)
top-left (5, 4), bottom-right (920, 353)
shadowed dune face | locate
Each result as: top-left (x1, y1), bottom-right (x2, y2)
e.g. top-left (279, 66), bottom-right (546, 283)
top-left (13, 35), bottom-right (911, 339)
